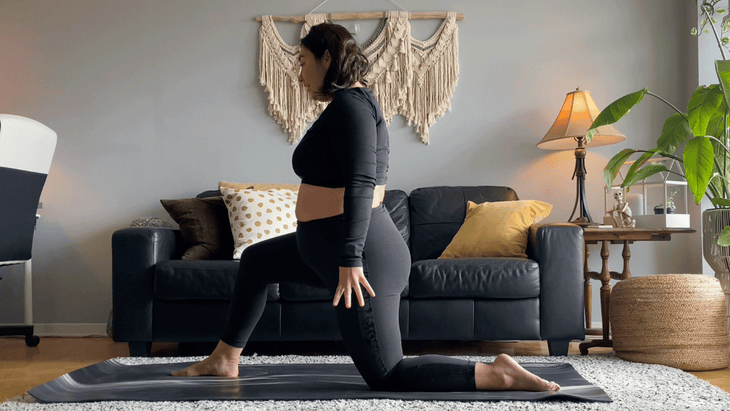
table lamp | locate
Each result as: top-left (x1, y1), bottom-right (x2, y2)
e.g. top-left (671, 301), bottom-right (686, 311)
top-left (537, 87), bottom-right (626, 226)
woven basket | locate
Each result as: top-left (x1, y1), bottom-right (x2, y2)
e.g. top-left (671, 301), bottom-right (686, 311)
top-left (610, 274), bottom-right (730, 371)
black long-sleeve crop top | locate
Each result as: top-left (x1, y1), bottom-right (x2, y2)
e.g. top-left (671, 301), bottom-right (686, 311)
top-left (292, 87), bottom-right (389, 268)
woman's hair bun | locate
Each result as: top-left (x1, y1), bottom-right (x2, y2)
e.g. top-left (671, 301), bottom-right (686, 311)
top-left (301, 23), bottom-right (370, 99)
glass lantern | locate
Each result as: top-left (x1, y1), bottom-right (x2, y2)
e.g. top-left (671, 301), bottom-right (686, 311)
top-left (604, 157), bottom-right (690, 228)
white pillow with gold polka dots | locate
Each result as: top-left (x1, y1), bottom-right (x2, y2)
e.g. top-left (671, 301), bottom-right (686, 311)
top-left (219, 186), bottom-right (298, 259)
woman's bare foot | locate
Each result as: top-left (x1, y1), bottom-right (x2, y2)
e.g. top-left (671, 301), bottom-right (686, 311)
top-left (171, 341), bottom-right (242, 378)
top-left (476, 354), bottom-right (560, 391)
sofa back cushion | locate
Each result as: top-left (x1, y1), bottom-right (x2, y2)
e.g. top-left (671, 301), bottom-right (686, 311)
top-left (383, 189), bottom-right (410, 247)
top-left (409, 186), bottom-right (519, 262)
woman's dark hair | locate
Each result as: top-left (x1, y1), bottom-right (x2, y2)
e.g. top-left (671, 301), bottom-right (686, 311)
top-left (300, 23), bottom-right (370, 99)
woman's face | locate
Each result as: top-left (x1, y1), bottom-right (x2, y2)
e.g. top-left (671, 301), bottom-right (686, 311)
top-left (298, 46), bottom-right (331, 102)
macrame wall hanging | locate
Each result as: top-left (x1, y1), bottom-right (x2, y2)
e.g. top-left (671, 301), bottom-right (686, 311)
top-left (257, 8), bottom-right (463, 144)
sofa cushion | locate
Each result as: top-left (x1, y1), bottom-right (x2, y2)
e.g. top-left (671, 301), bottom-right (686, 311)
top-left (409, 186), bottom-right (519, 262)
top-left (154, 260), bottom-right (279, 301)
top-left (409, 258), bottom-right (539, 299)
top-left (383, 189), bottom-right (410, 246)
top-left (439, 200), bottom-right (552, 259)
top-left (197, 190), bottom-right (228, 198)
top-left (280, 280), bottom-right (409, 301)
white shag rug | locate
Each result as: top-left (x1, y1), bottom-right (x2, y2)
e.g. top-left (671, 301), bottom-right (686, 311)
top-left (2, 353), bottom-right (730, 411)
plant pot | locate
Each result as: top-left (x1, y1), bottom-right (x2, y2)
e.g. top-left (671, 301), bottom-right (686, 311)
top-left (654, 208), bottom-right (675, 214)
top-left (702, 208), bottom-right (730, 331)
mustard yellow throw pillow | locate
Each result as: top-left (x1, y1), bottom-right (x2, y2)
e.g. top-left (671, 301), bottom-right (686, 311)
top-left (439, 200), bottom-right (552, 259)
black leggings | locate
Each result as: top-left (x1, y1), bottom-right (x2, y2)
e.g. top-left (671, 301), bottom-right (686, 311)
top-left (220, 204), bottom-right (476, 391)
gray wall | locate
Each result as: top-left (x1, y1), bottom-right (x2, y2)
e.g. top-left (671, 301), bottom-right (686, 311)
top-left (0, 0), bottom-right (701, 331)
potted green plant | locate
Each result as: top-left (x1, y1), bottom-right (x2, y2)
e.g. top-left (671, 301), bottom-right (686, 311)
top-left (587, 1), bottom-right (730, 330)
top-left (586, 0), bottom-right (730, 245)
top-left (654, 188), bottom-right (680, 214)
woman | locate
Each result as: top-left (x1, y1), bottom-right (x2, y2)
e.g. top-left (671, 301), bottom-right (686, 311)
top-left (173, 23), bottom-right (559, 393)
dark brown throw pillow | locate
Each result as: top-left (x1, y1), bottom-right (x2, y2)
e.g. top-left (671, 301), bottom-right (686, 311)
top-left (160, 197), bottom-right (234, 260)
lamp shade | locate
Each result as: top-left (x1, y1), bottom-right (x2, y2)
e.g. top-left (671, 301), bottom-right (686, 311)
top-left (537, 88), bottom-right (625, 150)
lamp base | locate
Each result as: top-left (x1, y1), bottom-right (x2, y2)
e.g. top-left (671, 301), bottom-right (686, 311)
top-left (569, 217), bottom-right (600, 227)
top-left (567, 139), bottom-right (600, 228)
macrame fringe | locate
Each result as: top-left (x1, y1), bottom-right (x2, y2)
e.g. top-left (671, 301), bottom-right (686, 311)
top-left (259, 15), bottom-right (326, 144)
top-left (403, 12), bottom-right (459, 144)
top-left (363, 11), bottom-right (411, 124)
top-left (259, 12), bottom-right (460, 144)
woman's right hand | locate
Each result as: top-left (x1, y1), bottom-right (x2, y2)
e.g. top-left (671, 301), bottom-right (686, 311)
top-left (333, 266), bottom-right (375, 308)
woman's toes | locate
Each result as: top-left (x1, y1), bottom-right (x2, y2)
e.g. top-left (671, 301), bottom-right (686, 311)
top-left (171, 363), bottom-right (208, 377)
top-left (489, 354), bottom-right (559, 392)
top-left (171, 367), bottom-right (196, 377)
top-left (549, 381), bottom-right (561, 391)
top-left (170, 358), bottom-right (239, 378)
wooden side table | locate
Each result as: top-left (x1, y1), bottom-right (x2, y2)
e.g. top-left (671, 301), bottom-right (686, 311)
top-left (578, 227), bottom-right (696, 354)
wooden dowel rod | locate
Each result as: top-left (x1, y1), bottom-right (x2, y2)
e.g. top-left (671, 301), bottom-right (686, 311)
top-left (256, 11), bottom-right (464, 23)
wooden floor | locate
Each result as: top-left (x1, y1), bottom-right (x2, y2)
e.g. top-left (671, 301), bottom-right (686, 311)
top-left (1, 336), bottom-right (729, 402)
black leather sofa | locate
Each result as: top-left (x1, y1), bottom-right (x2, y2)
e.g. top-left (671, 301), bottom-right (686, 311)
top-left (112, 185), bottom-right (585, 357)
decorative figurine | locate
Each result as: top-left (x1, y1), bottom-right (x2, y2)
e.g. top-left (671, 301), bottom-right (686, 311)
top-left (607, 191), bottom-right (635, 228)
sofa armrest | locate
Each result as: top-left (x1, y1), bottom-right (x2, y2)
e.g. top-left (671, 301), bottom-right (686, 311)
top-left (112, 227), bottom-right (183, 342)
top-left (527, 223), bottom-right (585, 341)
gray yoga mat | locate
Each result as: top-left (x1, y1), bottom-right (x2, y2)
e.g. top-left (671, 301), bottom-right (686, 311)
top-left (29, 360), bottom-right (611, 403)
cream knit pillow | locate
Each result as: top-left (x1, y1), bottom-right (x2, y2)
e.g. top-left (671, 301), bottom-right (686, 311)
top-left (219, 185), bottom-right (298, 259)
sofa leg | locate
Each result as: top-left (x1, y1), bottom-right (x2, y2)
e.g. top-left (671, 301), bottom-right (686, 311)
top-left (128, 341), bottom-right (152, 357)
top-left (547, 339), bottom-right (569, 356)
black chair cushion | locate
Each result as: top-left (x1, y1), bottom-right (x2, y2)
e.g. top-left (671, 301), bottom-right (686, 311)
top-left (409, 258), bottom-right (539, 299)
top-left (154, 260), bottom-right (279, 301)
top-left (408, 186), bottom-right (519, 262)
top-left (0, 167), bottom-right (47, 262)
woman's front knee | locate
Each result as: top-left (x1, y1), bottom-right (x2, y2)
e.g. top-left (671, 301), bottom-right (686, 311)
top-left (236, 246), bottom-right (273, 286)
top-left (239, 233), bottom-right (295, 268)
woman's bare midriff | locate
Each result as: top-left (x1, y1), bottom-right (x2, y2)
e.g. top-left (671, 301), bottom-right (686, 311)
top-left (296, 183), bottom-right (386, 222)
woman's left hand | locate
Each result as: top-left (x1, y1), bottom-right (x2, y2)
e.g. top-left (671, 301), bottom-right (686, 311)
top-left (333, 266), bottom-right (376, 308)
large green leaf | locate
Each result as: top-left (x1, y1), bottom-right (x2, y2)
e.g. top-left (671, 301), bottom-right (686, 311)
top-left (704, 83), bottom-right (728, 138)
top-left (712, 197), bottom-right (730, 207)
top-left (587, 89), bottom-right (647, 143)
top-left (705, 104), bottom-right (728, 138)
top-left (625, 149), bottom-right (659, 185)
top-left (709, 134), bottom-right (730, 201)
top-left (621, 163), bottom-right (671, 188)
top-left (603, 148), bottom-right (636, 191)
top-left (687, 85), bottom-right (724, 137)
top-left (657, 113), bottom-right (692, 154)
top-left (684, 136), bottom-right (715, 204)
top-left (718, 226), bottom-right (730, 246)
top-left (715, 60), bottom-right (730, 110)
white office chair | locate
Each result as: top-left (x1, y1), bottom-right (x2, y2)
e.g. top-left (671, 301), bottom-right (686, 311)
top-left (0, 114), bottom-right (57, 347)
